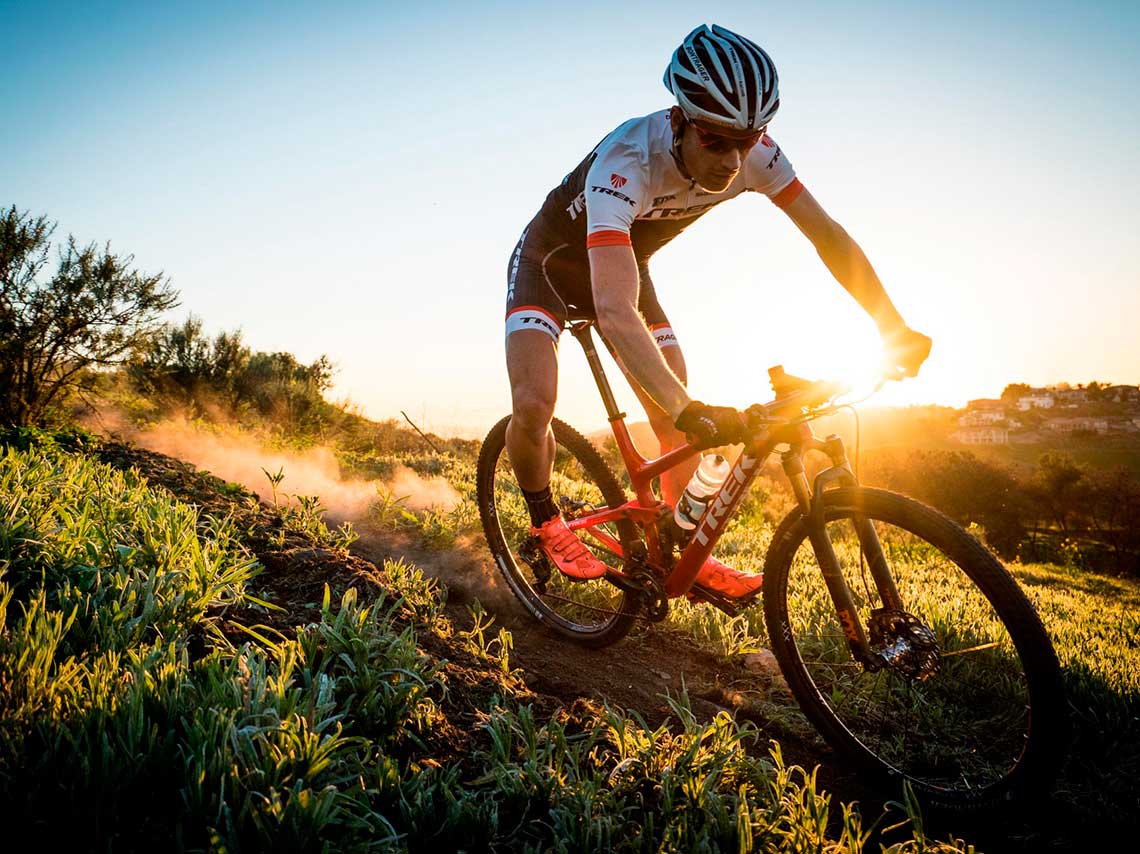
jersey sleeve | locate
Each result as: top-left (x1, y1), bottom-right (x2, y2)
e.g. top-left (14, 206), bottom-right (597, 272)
top-left (744, 134), bottom-right (804, 210)
top-left (584, 140), bottom-right (648, 248)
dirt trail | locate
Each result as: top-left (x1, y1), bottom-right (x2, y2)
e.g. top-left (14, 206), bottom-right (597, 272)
top-left (347, 522), bottom-right (886, 808)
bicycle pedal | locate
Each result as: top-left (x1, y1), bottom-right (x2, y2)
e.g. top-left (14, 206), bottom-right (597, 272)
top-left (688, 583), bottom-right (756, 617)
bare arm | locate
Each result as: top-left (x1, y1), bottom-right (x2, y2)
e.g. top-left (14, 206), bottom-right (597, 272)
top-left (588, 244), bottom-right (691, 420)
top-left (781, 186), bottom-right (906, 335)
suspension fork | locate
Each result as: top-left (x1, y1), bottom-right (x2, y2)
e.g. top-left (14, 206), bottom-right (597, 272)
top-left (814, 435), bottom-right (903, 612)
top-left (781, 434), bottom-right (898, 666)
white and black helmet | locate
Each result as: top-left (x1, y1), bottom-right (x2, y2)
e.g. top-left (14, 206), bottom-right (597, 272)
top-left (664, 24), bottom-right (780, 134)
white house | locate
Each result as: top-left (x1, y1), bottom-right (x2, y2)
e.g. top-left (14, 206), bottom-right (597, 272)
top-left (1017, 393), bottom-right (1055, 411)
top-left (1045, 417), bottom-right (1108, 435)
top-left (951, 427), bottom-right (1010, 445)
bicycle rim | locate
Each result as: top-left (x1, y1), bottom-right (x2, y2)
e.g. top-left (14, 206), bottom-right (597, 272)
top-left (477, 416), bottom-right (639, 647)
top-left (764, 487), bottom-right (1066, 809)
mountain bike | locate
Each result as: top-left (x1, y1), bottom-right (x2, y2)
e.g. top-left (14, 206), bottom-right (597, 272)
top-left (476, 319), bottom-right (1067, 811)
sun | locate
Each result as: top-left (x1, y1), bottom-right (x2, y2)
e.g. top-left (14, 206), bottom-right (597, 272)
top-left (766, 324), bottom-right (890, 404)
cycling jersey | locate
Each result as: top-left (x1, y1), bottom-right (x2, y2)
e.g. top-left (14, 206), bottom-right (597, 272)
top-left (506, 108), bottom-right (804, 342)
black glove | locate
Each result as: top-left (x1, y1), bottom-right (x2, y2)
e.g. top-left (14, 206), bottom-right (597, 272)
top-left (675, 401), bottom-right (746, 448)
top-left (882, 326), bottom-right (932, 378)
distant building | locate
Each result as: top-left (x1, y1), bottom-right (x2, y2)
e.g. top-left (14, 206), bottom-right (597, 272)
top-left (958, 409), bottom-right (1005, 426)
top-left (967, 398), bottom-right (1004, 411)
top-left (1055, 388), bottom-right (1090, 406)
top-left (1017, 392), bottom-right (1055, 411)
top-left (1045, 417), bottom-right (1109, 435)
top-left (951, 427), bottom-right (1010, 445)
top-left (1116, 417), bottom-right (1140, 434)
top-left (1105, 385), bottom-right (1140, 404)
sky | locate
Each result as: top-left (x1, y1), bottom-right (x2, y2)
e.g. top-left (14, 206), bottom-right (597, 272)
top-left (3, 0), bottom-right (1138, 436)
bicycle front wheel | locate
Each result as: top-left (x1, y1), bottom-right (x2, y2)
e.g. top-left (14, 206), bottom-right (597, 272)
top-left (763, 487), bottom-right (1067, 812)
top-left (476, 415), bottom-right (641, 648)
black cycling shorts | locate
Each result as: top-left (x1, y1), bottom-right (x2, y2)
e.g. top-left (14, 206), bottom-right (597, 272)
top-left (504, 225), bottom-right (677, 348)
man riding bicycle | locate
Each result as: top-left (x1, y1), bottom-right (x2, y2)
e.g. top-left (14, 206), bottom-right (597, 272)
top-left (504, 24), bottom-right (931, 597)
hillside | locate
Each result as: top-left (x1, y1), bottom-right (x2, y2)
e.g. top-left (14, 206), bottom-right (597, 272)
top-left (2, 427), bottom-right (1138, 851)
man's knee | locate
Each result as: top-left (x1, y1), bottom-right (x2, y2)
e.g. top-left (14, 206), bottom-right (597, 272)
top-left (510, 386), bottom-right (556, 437)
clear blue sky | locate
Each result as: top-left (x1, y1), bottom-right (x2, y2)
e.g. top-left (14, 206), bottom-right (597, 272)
top-left (3, 1), bottom-right (1138, 435)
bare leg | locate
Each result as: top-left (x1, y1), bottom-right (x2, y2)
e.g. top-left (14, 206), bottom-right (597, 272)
top-left (615, 343), bottom-right (697, 505)
top-left (505, 330), bottom-right (559, 491)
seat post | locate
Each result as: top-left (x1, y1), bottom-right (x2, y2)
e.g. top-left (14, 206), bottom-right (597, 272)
top-left (568, 321), bottom-right (626, 422)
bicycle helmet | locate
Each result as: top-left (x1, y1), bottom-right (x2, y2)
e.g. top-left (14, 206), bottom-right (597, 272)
top-left (664, 24), bottom-right (780, 135)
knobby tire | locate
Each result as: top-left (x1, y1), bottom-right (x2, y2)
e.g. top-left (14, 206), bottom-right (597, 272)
top-left (762, 486), bottom-right (1067, 812)
top-left (476, 415), bottom-right (641, 648)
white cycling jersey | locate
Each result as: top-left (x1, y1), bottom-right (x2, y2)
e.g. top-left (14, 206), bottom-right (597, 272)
top-left (569, 109), bottom-right (803, 252)
top-left (505, 108), bottom-right (805, 340)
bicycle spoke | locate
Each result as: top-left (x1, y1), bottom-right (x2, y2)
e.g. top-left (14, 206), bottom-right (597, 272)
top-left (772, 499), bottom-right (1038, 797)
top-left (940, 641), bottom-right (1001, 657)
top-left (477, 415), bottom-right (641, 646)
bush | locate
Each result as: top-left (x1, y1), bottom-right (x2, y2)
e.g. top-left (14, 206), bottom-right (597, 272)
top-left (129, 315), bottom-right (337, 434)
top-left (0, 205), bottom-right (177, 427)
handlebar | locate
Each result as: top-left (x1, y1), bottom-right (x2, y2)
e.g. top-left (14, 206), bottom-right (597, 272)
top-left (746, 363), bottom-right (907, 428)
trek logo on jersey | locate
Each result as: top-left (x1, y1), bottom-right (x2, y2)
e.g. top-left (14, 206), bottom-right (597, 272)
top-left (590, 185), bottom-right (636, 206)
top-left (643, 201), bottom-right (718, 220)
top-left (766, 146), bottom-right (782, 170)
top-left (761, 134), bottom-right (775, 149)
top-left (566, 190), bottom-right (587, 220)
top-left (653, 193), bottom-right (677, 206)
top-left (507, 229), bottom-right (527, 300)
top-left (610, 172), bottom-right (627, 189)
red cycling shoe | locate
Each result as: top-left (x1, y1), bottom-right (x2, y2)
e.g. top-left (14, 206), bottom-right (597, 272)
top-left (693, 555), bottom-right (763, 599)
top-left (530, 516), bottom-right (608, 580)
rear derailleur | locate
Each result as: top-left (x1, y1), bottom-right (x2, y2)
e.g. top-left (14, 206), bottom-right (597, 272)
top-left (518, 537), bottom-right (553, 593)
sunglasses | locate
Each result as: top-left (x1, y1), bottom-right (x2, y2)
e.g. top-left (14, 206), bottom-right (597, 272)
top-left (691, 122), bottom-right (766, 154)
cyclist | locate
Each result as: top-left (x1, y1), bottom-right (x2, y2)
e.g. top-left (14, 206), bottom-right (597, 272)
top-left (504, 24), bottom-right (931, 596)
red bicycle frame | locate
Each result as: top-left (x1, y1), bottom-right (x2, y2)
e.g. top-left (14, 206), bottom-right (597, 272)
top-left (562, 321), bottom-right (782, 598)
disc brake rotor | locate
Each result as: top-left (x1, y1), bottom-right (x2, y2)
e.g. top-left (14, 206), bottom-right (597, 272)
top-left (869, 608), bottom-right (941, 680)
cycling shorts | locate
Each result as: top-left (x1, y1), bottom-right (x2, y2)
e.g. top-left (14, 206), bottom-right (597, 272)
top-left (504, 225), bottom-right (678, 349)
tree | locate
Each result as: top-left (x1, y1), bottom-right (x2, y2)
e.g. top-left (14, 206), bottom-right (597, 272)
top-left (1000, 383), bottom-right (1032, 402)
top-left (0, 206), bottom-right (178, 426)
top-left (1030, 452), bottom-right (1087, 535)
top-left (234, 351), bottom-right (335, 430)
top-left (1082, 468), bottom-right (1140, 576)
top-left (867, 450), bottom-right (1030, 558)
top-left (129, 315), bottom-right (251, 410)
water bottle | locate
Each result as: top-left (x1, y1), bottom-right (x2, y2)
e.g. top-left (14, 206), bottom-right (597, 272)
top-left (673, 454), bottom-right (731, 533)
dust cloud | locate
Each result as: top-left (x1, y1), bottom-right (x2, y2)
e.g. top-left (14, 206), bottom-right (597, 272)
top-left (96, 414), bottom-right (459, 523)
top-left (87, 410), bottom-right (516, 612)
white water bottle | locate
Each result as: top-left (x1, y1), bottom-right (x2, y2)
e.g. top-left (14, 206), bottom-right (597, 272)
top-left (674, 454), bottom-right (731, 532)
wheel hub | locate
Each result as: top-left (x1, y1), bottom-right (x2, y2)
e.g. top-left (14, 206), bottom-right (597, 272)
top-left (869, 608), bottom-right (941, 680)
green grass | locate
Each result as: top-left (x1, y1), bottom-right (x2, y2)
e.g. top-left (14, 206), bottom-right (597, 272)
top-left (0, 435), bottom-right (977, 851)
top-left (452, 428), bottom-right (1140, 837)
top-left (1010, 561), bottom-right (1140, 821)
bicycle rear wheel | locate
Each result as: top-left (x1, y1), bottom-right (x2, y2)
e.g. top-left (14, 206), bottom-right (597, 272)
top-left (763, 487), bottom-right (1067, 812)
top-left (476, 415), bottom-right (641, 648)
